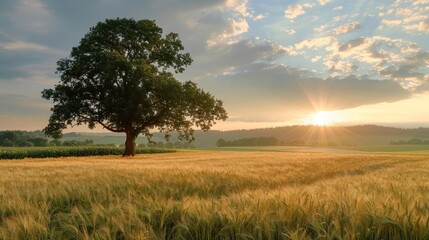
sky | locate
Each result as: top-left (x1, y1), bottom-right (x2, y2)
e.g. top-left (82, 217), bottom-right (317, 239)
top-left (0, 0), bottom-right (428, 131)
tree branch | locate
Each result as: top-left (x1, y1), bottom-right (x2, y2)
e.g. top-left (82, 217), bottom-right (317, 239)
top-left (96, 120), bottom-right (125, 133)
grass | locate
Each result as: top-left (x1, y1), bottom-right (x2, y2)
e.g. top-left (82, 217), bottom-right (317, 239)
top-left (0, 150), bottom-right (429, 239)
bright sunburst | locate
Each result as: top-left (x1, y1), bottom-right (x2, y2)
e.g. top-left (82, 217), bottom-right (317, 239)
top-left (307, 111), bottom-right (337, 126)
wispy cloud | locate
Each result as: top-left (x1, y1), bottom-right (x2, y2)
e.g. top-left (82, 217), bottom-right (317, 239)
top-left (284, 4), bottom-right (305, 20)
top-left (0, 0), bottom-right (428, 128)
top-left (311, 56), bottom-right (321, 62)
top-left (314, 24), bottom-right (329, 33)
top-left (413, 0), bottom-right (429, 6)
top-left (295, 37), bottom-right (336, 50)
top-left (253, 13), bottom-right (267, 20)
top-left (202, 63), bottom-right (410, 121)
top-left (318, 0), bottom-right (332, 6)
top-left (320, 36), bottom-right (428, 91)
top-left (0, 40), bottom-right (63, 55)
top-left (10, 0), bottom-right (54, 32)
top-left (378, 0), bottom-right (429, 33)
top-left (207, 18), bottom-right (249, 46)
top-left (332, 22), bottom-right (360, 35)
top-left (226, 0), bottom-right (252, 17)
top-left (404, 20), bottom-right (429, 33)
top-left (225, 0), bottom-right (267, 21)
top-left (284, 28), bottom-right (296, 35)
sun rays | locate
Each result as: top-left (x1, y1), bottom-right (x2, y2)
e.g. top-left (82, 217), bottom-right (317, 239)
top-left (306, 111), bottom-right (338, 126)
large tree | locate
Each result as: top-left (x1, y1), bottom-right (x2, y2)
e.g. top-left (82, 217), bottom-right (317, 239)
top-left (42, 18), bottom-right (227, 156)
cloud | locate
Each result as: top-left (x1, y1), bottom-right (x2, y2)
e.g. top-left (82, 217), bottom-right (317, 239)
top-left (318, 0), bottom-right (332, 6)
top-left (381, 19), bottom-right (402, 26)
top-left (325, 36), bottom-right (416, 66)
top-left (379, 51), bottom-right (429, 88)
top-left (311, 56), bottom-right (322, 62)
top-left (413, 0), bottom-right (429, 6)
top-left (225, 0), bottom-right (267, 21)
top-left (0, 49), bottom-right (59, 80)
top-left (332, 22), bottom-right (360, 35)
top-left (333, 14), bottom-right (350, 22)
top-left (225, 0), bottom-right (253, 17)
top-left (312, 15), bottom-right (360, 37)
top-left (0, 0), bottom-right (428, 128)
top-left (0, 37), bottom-right (65, 81)
top-left (303, 3), bottom-right (315, 8)
top-left (207, 18), bottom-right (249, 46)
top-left (419, 20), bottom-right (429, 32)
top-left (0, 0), bottom-right (237, 81)
top-left (200, 63), bottom-right (410, 121)
top-left (396, 7), bottom-right (414, 16)
top-left (295, 37), bottom-right (336, 50)
top-left (378, 1), bottom-right (429, 33)
top-left (8, 0), bottom-right (54, 33)
top-left (181, 39), bottom-right (288, 80)
top-left (226, 0), bottom-right (252, 17)
top-left (313, 24), bottom-right (329, 33)
top-left (229, 18), bottom-right (249, 37)
top-left (321, 36), bottom-right (428, 90)
top-left (284, 5), bottom-right (305, 20)
top-left (284, 28), bottom-right (296, 35)
top-left (404, 19), bottom-right (429, 33)
top-left (0, 40), bottom-right (64, 55)
top-left (253, 13), bottom-right (267, 21)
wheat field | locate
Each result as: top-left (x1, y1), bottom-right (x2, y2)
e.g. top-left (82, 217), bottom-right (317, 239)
top-left (0, 150), bottom-right (428, 239)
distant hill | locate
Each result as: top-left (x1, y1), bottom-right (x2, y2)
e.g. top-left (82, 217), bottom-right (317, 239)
top-left (60, 125), bottom-right (429, 148)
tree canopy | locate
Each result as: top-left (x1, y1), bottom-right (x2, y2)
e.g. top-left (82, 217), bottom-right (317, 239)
top-left (42, 18), bottom-right (227, 156)
top-left (0, 130), bottom-right (48, 147)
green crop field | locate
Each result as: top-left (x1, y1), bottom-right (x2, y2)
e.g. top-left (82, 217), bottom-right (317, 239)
top-left (0, 146), bottom-right (174, 159)
top-left (1, 150), bottom-right (429, 239)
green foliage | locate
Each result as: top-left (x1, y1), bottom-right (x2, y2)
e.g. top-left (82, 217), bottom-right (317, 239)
top-left (16, 139), bottom-right (34, 147)
top-left (61, 139), bottom-right (94, 146)
top-left (153, 140), bottom-right (195, 149)
top-left (42, 18), bottom-right (227, 155)
top-left (0, 147), bottom-right (174, 160)
top-left (217, 137), bottom-right (279, 147)
top-left (0, 130), bottom-right (47, 147)
top-left (196, 125), bottom-right (429, 148)
top-left (165, 142), bottom-right (174, 148)
top-left (390, 137), bottom-right (429, 145)
top-left (49, 139), bottom-right (62, 146)
top-left (28, 138), bottom-right (49, 147)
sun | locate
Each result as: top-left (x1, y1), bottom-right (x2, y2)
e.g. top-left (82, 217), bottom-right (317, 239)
top-left (307, 111), bottom-right (337, 126)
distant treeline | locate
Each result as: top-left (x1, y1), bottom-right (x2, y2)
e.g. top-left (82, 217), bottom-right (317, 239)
top-left (390, 138), bottom-right (429, 145)
top-left (49, 139), bottom-right (94, 147)
top-left (217, 137), bottom-right (279, 147)
top-left (0, 130), bottom-right (48, 147)
top-left (5, 125), bottom-right (429, 148)
top-left (0, 130), bottom-right (96, 147)
top-left (0, 130), bottom-right (197, 149)
top-left (207, 125), bottom-right (429, 148)
top-left (216, 137), bottom-right (346, 147)
top-left (147, 141), bottom-right (196, 149)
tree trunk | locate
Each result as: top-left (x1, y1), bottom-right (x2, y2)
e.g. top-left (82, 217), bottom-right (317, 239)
top-left (123, 132), bottom-right (136, 156)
